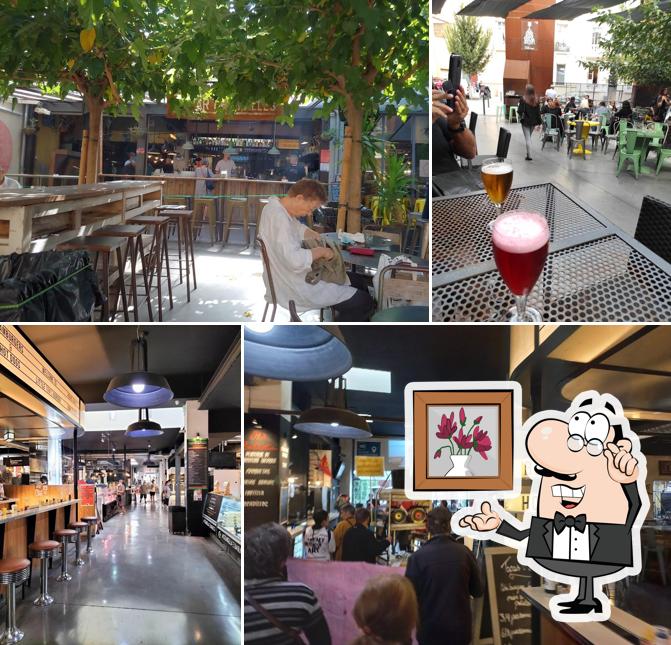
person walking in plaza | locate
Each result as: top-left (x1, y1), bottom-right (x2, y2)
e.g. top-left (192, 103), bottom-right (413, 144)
top-left (140, 481), bottom-right (148, 504)
top-left (149, 479), bottom-right (157, 503)
top-left (162, 482), bottom-right (171, 506)
top-left (405, 507), bottom-right (483, 645)
top-left (334, 503), bottom-right (356, 561)
top-left (117, 479), bottom-right (126, 514)
top-left (518, 84), bottom-right (542, 161)
top-left (341, 508), bottom-right (389, 564)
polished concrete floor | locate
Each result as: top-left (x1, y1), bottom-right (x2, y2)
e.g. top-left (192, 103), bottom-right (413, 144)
top-left (470, 100), bottom-right (671, 236)
top-left (12, 499), bottom-right (240, 644)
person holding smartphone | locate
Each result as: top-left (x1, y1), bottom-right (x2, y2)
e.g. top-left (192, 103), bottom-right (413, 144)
top-left (432, 85), bottom-right (477, 174)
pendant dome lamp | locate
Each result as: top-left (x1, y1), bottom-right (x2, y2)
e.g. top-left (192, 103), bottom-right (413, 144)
top-left (126, 408), bottom-right (164, 438)
top-left (244, 325), bottom-right (352, 382)
top-left (294, 377), bottom-right (372, 439)
top-left (143, 441), bottom-right (158, 468)
top-left (104, 330), bottom-right (173, 408)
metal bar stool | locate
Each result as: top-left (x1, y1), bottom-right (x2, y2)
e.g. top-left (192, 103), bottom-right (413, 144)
top-left (81, 516), bottom-right (97, 553)
top-left (223, 196), bottom-right (250, 246)
top-left (159, 208), bottom-right (197, 302)
top-left (56, 236), bottom-right (130, 322)
top-left (53, 529), bottom-right (76, 582)
top-left (129, 215), bottom-right (174, 321)
top-left (28, 540), bottom-right (59, 606)
top-left (0, 558), bottom-right (30, 643)
top-left (68, 522), bottom-right (88, 567)
top-left (89, 224), bottom-right (153, 322)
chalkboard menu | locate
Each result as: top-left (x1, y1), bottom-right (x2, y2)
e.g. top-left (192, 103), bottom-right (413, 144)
top-left (204, 493), bottom-right (223, 527)
top-left (244, 426), bottom-right (279, 529)
top-left (187, 437), bottom-right (208, 489)
top-left (484, 547), bottom-right (533, 645)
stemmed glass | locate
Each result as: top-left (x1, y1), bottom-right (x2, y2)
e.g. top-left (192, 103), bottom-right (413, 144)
top-left (491, 210), bottom-right (550, 322)
top-left (481, 157), bottom-right (513, 222)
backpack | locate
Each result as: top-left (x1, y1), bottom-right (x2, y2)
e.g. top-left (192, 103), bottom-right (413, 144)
top-left (205, 167), bottom-right (215, 191)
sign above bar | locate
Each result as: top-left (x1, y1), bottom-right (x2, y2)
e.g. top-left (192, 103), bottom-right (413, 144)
top-left (0, 325), bottom-right (82, 426)
top-left (167, 98), bottom-right (281, 122)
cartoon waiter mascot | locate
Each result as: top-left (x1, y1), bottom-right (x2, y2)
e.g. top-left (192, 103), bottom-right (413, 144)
top-left (454, 391), bottom-right (649, 622)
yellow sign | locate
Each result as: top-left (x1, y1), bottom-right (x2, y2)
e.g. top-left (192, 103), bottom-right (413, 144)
top-left (0, 325), bottom-right (82, 426)
top-left (277, 139), bottom-right (300, 150)
top-left (355, 456), bottom-right (385, 477)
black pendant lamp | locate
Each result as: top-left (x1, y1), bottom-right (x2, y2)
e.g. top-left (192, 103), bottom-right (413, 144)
top-left (244, 325), bottom-right (352, 382)
top-left (104, 330), bottom-right (173, 408)
top-left (294, 377), bottom-right (372, 439)
top-left (126, 408), bottom-right (164, 438)
top-left (143, 442), bottom-right (158, 468)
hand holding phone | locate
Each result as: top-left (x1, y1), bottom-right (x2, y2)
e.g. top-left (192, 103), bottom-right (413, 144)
top-left (442, 53), bottom-right (462, 109)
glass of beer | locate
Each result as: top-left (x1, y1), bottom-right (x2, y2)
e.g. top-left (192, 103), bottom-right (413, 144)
top-left (481, 158), bottom-right (513, 218)
top-left (491, 210), bottom-right (550, 322)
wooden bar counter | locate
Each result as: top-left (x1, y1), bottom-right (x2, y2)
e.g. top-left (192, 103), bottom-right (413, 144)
top-left (0, 180), bottom-right (163, 254)
top-left (0, 485), bottom-right (78, 560)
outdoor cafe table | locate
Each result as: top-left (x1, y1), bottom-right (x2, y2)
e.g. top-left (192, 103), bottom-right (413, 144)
top-left (432, 182), bottom-right (671, 322)
top-left (322, 232), bottom-right (428, 272)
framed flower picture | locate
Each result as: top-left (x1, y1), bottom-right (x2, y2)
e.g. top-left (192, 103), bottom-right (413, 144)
top-left (404, 381), bottom-right (522, 498)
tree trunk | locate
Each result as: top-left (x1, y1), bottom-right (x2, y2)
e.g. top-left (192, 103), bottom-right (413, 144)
top-left (336, 125), bottom-right (352, 232)
top-left (84, 98), bottom-right (103, 184)
top-left (79, 130), bottom-right (89, 185)
top-left (345, 104), bottom-right (364, 233)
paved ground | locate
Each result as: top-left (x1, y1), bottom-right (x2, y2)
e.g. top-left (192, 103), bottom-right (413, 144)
top-left (469, 100), bottom-right (671, 236)
top-left (13, 499), bottom-right (240, 644)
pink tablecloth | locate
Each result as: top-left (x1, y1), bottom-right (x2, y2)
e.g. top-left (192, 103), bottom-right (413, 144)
top-left (286, 558), bottom-right (406, 644)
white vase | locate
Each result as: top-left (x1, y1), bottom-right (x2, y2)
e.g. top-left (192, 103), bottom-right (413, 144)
top-left (446, 454), bottom-right (472, 477)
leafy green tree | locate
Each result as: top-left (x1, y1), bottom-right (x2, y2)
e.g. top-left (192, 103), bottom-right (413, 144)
top-left (591, 1), bottom-right (671, 86)
top-left (0, 1), bottom-right (187, 183)
top-left (178, 0), bottom-right (428, 232)
top-left (444, 15), bottom-right (492, 79)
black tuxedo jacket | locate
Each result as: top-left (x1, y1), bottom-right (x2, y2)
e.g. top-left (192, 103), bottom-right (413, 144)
top-left (496, 482), bottom-right (641, 567)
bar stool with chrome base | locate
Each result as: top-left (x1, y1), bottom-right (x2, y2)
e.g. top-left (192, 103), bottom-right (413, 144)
top-left (53, 529), bottom-right (76, 582)
top-left (0, 558), bottom-right (30, 643)
top-left (68, 521), bottom-right (88, 566)
top-left (28, 540), bottom-right (59, 606)
top-left (82, 516), bottom-right (97, 553)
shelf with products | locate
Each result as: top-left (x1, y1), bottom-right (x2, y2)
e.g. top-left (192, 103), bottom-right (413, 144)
top-left (375, 488), bottom-right (433, 559)
top-left (203, 492), bottom-right (240, 558)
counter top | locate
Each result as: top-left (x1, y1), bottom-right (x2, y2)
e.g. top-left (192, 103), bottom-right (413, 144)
top-left (522, 586), bottom-right (652, 645)
top-left (0, 499), bottom-right (78, 525)
top-left (0, 499), bottom-right (17, 505)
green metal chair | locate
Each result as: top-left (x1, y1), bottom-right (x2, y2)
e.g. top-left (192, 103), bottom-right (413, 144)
top-left (541, 113), bottom-right (561, 151)
top-left (616, 129), bottom-right (642, 179)
top-left (508, 105), bottom-right (519, 123)
top-left (645, 123), bottom-right (667, 161)
top-left (611, 119), bottom-right (629, 159)
top-left (656, 145), bottom-right (671, 175)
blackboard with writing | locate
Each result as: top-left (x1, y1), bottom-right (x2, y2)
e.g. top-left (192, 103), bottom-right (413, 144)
top-left (484, 547), bottom-right (533, 645)
top-left (187, 437), bottom-right (208, 489)
top-left (244, 427), bottom-right (279, 529)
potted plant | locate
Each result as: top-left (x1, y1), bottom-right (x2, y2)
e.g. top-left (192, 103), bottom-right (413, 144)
top-left (371, 152), bottom-right (412, 226)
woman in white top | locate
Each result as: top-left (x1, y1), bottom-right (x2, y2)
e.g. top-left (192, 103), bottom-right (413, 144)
top-left (0, 165), bottom-right (20, 189)
top-left (304, 510), bottom-right (335, 561)
top-left (258, 179), bottom-right (374, 321)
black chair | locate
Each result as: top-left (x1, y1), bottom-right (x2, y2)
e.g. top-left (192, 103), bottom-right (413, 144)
top-left (634, 195), bottom-right (671, 264)
top-left (256, 237), bottom-right (279, 322)
top-left (468, 112), bottom-right (478, 134)
top-left (469, 127), bottom-right (511, 169)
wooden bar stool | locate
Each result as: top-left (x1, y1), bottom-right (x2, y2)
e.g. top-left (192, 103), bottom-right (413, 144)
top-left (0, 558), bottom-right (30, 643)
top-left (53, 529), bottom-right (77, 582)
top-left (129, 215), bottom-right (174, 322)
top-left (56, 236), bottom-right (130, 322)
top-left (68, 521), bottom-right (88, 566)
top-left (81, 516), bottom-right (98, 553)
top-left (90, 224), bottom-right (153, 322)
top-left (158, 208), bottom-right (197, 302)
top-left (192, 198), bottom-right (216, 244)
top-left (249, 197), bottom-right (269, 243)
top-left (28, 540), bottom-right (59, 606)
top-left (223, 196), bottom-right (251, 246)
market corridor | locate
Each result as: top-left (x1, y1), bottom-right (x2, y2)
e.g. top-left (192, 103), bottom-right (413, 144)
top-left (13, 500), bottom-right (241, 645)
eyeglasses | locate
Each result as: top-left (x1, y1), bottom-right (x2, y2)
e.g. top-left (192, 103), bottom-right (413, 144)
top-left (567, 434), bottom-right (603, 456)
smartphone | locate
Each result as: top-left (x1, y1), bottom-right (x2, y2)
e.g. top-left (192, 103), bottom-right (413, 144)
top-left (442, 53), bottom-right (462, 109)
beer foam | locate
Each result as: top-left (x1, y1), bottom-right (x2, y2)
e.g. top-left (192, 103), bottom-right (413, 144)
top-left (481, 162), bottom-right (513, 175)
top-left (491, 211), bottom-right (549, 253)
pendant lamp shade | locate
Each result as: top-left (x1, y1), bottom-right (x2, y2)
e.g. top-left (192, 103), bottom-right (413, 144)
top-left (294, 407), bottom-right (371, 439)
top-left (268, 145), bottom-right (281, 156)
top-left (224, 143), bottom-right (237, 154)
top-left (104, 332), bottom-right (173, 408)
top-left (125, 411), bottom-right (164, 438)
top-left (244, 326), bottom-right (352, 382)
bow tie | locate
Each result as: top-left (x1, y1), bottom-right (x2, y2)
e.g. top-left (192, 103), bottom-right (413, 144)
top-left (553, 512), bottom-right (587, 534)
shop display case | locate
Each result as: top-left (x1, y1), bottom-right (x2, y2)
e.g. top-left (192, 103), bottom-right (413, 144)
top-left (203, 492), bottom-right (240, 559)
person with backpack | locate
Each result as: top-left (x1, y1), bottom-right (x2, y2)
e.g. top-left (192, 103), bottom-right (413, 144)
top-left (518, 84), bottom-right (543, 161)
top-left (303, 510), bottom-right (335, 561)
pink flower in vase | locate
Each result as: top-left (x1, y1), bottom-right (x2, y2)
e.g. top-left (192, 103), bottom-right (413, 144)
top-left (459, 407), bottom-right (466, 426)
top-left (473, 427), bottom-right (492, 460)
top-left (453, 426), bottom-right (473, 451)
top-left (436, 412), bottom-right (457, 439)
top-left (434, 449), bottom-right (442, 459)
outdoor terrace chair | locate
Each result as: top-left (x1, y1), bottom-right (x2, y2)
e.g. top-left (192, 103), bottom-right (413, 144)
top-left (616, 129), bottom-right (642, 179)
top-left (588, 121), bottom-right (601, 150)
top-left (376, 265), bottom-right (429, 312)
top-left (634, 195), bottom-right (671, 265)
top-left (541, 113), bottom-right (561, 151)
top-left (644, 122), bottom-right (668, 161)
top-left (256, 237), bottom-right (278, 322)
top-left (469, 127), bottom-right (511, 168)
top-left (602, 119), bottom-right (620, 154)
top-left (468, 111), bottom-right (478, 134)
top-left (567, 120), bottom-right (588, 159)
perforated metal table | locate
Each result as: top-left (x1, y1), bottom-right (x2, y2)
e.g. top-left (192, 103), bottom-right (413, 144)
top-left (432, 182), bottom-right (671, 321)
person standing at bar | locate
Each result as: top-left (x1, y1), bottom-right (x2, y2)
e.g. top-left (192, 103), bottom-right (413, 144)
top-left (341, 508), bottom-right (389, 564)
top-left (333, 503), bottom-right (356, 561)
top-left (215, 153), bottom-right (236, 176)
top-left (282, 153), bottom-right (306, 182)
top-left (405, 507), bottom-right (483, 645)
